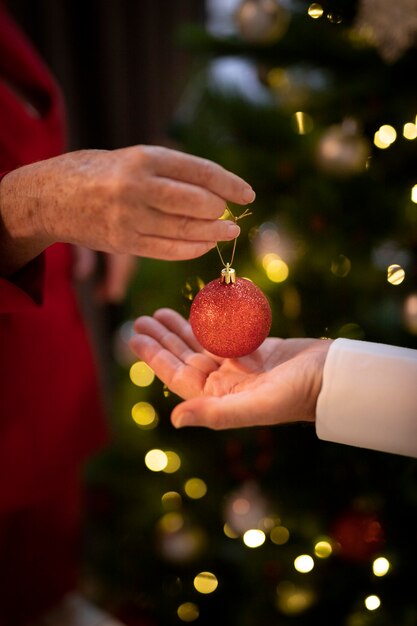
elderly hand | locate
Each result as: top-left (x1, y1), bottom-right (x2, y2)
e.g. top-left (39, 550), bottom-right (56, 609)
top-left (129, 308), bottom-right (332, 429)
top-left (0, 145), bottom-right (255, 275)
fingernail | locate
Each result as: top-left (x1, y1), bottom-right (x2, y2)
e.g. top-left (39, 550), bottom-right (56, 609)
top-left (242, 187), bottom-right (256, 203)
top-left (226, 223), bottom-right (240, 238)
top-left (173, 412), bottom-right (194, 428)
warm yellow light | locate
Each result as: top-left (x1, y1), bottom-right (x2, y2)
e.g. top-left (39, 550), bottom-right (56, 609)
top-left (314, 540), bottom-right (333, 558)
top-left (177, 602), bottom-right (199, 622)
top-left (331, 255), bottom-right (351, 277)
top-left (294, 555), bottom-right (314, 573)
top-left (308, 3), bottom-right (323, 18)
top-left (373, 131), bottom-right (390, 149)
top-left (161, 491), bottom-right (182, 510)
top-left (243, 529), bottom-right (266, 548)
top-left (276, 581), bottom-right (316, 615)
top-left (387, 264), bottom-right (405, 285)
top-left (292, 111), bottom-right (313, 135)
top-left (373, 557), bottom-right (390, 576)
top-left (412, 184), bottom-right (417, 203)
top-left (162, 451), bottom-right (181, 474)
top-left (184, 478), bottom-right (207, 499)
top-left (223, 523), bottom-right (239, 539)
top-left (379, 124), bottom-right (397, 144)
top-left (270, 526), bottom-right (290, 545)
top-left (131, 402), bottom-right (157, 428)
top-left (158, 512), bottom-right (184, 533)
top-left (129, 361), bottom-right (155, 387)
top-left (267, 67), bottom-right (288, 89)
top-left (262, 252), bottom-right (280, 269)
top-left (403, 122), bottom-right (417, 140)
top-left (266, 258), bottom-right (289, 283)
top-left (193, 571), bottom-right (219, 594)
top-left (144, 449), bottom-right (168, 472)
top-left (365, 595), bottom-right (381, 611)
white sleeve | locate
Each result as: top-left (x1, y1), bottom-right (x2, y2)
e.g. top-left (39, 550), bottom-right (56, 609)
top-left (316, 338), bottom-right (417, 458)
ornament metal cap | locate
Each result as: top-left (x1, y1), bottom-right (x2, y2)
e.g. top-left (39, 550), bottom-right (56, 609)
top-left (221, 263), bottom-right (236, 284)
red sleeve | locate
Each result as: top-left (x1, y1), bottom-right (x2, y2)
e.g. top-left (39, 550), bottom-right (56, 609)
top-left (0, 254), bottom-right (45, 313)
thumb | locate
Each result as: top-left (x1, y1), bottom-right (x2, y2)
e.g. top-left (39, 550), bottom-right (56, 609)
top-left (171, 391), bottom-right (269, 431)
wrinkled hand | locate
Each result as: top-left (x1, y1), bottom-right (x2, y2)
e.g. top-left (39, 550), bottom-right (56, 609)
top-left (0, 145), bottom-right (254, 275)
top-left (129, 308), bottom-right (332, 429)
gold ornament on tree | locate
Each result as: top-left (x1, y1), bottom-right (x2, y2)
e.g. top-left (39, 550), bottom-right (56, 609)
top-left (353, 0), bottom-right (417, 62)
top-left (235, 0), bottom-right (290, 44)
top-left (315, 118), bottom-right (370, 176)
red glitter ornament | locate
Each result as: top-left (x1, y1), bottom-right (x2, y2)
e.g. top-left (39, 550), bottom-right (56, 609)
top-left (190, 266), bottom-right (272, 358)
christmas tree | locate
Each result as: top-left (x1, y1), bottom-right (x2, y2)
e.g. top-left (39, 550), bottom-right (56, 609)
top-left (84, 1), bottom-right (417, 624)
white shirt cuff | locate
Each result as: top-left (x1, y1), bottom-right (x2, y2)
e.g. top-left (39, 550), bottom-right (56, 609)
top-left (316, 338), bottom-right (417, 458)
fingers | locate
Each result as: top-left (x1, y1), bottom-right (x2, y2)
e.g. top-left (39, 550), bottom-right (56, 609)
top-left (129, 322), bottom-right (214, 399)
top-left (129, 333), bottom-right (201, 399)
top-left (153, 308), bottom-right (203, 353)
top-left (129, 203), bottom-right (240, 244)
top-left (133, 310), bottom-right (217, 374)
top-left (133, 146), bottom-right (256, 207)
top-left (141, 177), bottom-right (228, 219)
top-left (130, 236), bottom-right (216, 261)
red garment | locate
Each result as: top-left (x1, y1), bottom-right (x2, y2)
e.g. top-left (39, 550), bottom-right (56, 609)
top-left (0, 6), bottom-right (108, 623)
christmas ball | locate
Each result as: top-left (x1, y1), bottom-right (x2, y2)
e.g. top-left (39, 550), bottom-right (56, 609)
top-left (190, 273), bottom-right (272, 358)
top-left (235, 0), bottom-right (290, 44)
top-left (316, 119), bottom-right (370, 176)
top-left (331, 510), bottom-right (385, 562)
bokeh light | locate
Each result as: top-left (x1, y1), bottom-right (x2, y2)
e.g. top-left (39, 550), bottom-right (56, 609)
top-left (144, 449), bottom-right (168, 472)
top-left (161, 491), bottom-right (182, 511)
top-left (327, 12), bottom-right (342, 23)
top-left (364, 595), bottom-right (381, 611)
top-left (379, 124), bottom-right (397, 144)
top-left (294, 554), bottom-right (314, 573)
top-left (270, 525), bottom-right (290, 545)
top-left (308, 3), bottom-right (323, 19)
top-left (331, 254), bottom-right (351, 277)
top-left (182, 276), bottom-right (205, 301)
top-left (131, 402), bottom-right (158, 428)
top-left (162, 451), bottom-right (182, 474)
top-left (265, 257), bottom-right (289, 282)
top-left (129, 361), bottom-right (155, 387)
top-left (223, 523), bottom-right (239, 539)
top-left (373, 556), bottom-right (390, 576)
top-left (177, 602), bottom-right (199, 622)
top-left (403, 122), bottom-right (417, 140)
top-left (292, 111), bottom-right (313, 134)
top-left (314, 539), bottom-right (333, 558)
top-left (243, 529), bottom-right (266, 548)
top-left (276, 581), bottom-right (316, 615)
top-left (387, 264), bottom-right (405, 285)
top-left (411, 184), bottom-right (417, 203)
top-left (184, 478), bottom-right (207, 499)
top-left (158, 512), bottom-right (184, 533)
top-left (193, 571), bottom-right (219, 594)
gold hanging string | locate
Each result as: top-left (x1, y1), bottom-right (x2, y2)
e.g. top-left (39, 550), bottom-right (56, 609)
top-left (216, 205), bottom-right (252, 269)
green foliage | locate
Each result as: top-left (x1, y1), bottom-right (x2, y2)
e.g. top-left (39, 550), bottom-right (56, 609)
top-left (85, 3), bottom-right (417, 624)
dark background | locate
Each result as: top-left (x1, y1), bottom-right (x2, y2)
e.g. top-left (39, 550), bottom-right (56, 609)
top-left (8, 0), bottom-right (205, 151)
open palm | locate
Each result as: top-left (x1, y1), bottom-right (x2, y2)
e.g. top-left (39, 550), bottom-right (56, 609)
top-left (130, 308), bottom-right (331, 429)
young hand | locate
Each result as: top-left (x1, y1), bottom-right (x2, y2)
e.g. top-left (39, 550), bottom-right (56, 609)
top-left (129, 308), bottom-right (332, 429)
